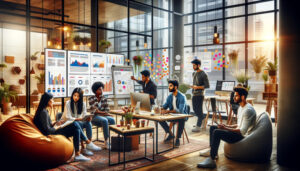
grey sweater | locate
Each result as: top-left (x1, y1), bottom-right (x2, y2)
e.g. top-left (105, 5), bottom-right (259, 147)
top-left (192, 71), bottom-right (210, 96)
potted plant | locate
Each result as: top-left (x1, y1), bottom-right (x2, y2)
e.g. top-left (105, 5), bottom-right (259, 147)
top-left (34, 72), bottom-right (45, 94)
top-left (228, 49), bottom-right (239, 71)
top-left (262, 71), bottom-right (270, 92)
top-left (30, 51), bottom-right (40, 61)
top-left (0, 84), bottom-right (18, 114)
top-left (81, 37), bottom-right (90, 45)
top-left (178, 83), bottom-right (192, 100)
top-left (266, 57), bottom-right (278, 84)
top-left (233, 70), bottom-right (251, 85)
top-left (122, 106), bottom-right (134, 125)
top-left (99, 39), bottom-right (111, 52)
top-left (250, 55), bottom-right (268, 80)
top-left (73, 35), bottom-right (82, 45)
top-left (132, 55), bottom-right (143, 74)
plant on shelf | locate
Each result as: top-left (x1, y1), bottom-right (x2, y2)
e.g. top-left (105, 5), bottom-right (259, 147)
top-left (73, 35), bottom-right (82, 45)
top-left (178, 83), bottom-right (191, 100)
top-left (228, 49), bottom-right (239, 71)
top-left (266, 57), bottom-right (278, 84)
top-left (132, 55), bottom-right (143, 74)
top-left (250, 55), bottom-right (268, 80)
top-left (0, 84), bottom-right (18, 114)
top-left (0, 63), bottom-right (7, 71)
top-left (233, 70), bottom-right (251, 91)
top-left (30, 51), bottom-right (40, 61)
top-left (81, 37), bottom-right (90, 45)
top-left (262, 72), bottom-right (269, 83)
top-left (34, 72), bottom-right (45, 94)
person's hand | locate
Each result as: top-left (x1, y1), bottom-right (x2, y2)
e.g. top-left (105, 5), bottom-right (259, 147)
top-left (149, 95), bottom-right (155, 99)
top-left (86, 116), bottom-right (92, 122)
top-left (161, 109), bottom-right (168, 114)
top-left (75, 118), bottom-right (83, 121)
top-left (56, 120), bottom-right (65, 126)
top-left (218, 123), bottom-right (225, 129)
top-left (190, 85), bottom-right (197, 90)
top-left (131, 76), bottom-right (135, 80)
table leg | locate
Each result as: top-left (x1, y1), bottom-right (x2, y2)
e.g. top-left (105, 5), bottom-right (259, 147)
top-left (118, 134), bottom-right (120, 163)
top-left (145, 133), bottom-right (147, 157)
top-left (108, 129), bottom-right (111, 165)
top-left (155, 121), bottom-right (158, 154)
top-left (153, 131), bottom-right (154, 160)
top-left (123, 135), bottom-right (125, 170)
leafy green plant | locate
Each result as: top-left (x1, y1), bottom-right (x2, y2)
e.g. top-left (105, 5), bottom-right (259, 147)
top-left (0, 84), bottom-right (18, 103)
top-left (228, 49), bottom-right (239, 70)
top-left (262, 73), bottom-right (269, 83)
top-left (233, 70), bottom-right (251, 84)
top-left (81, 37), bottom-right (90, 45)
top-left (99, 39), bottom-right (111, 49)
top-left (34, 72), bottom-right (45, 84)
top-left (133, 55), bottom-right (143, 74)
top-left (250, 55), bottom-right (268, 74)
top-left (73, 35), bottom-right (81, 45)
top-left (178, 83), bottom-right (192, 100)
top-left (30, 51), bottom-right (40, 60)
top-left (266, 57), bottom-right (278, 72)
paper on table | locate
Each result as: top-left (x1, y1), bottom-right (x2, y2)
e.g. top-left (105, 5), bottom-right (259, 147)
top-left (82, 114), bottom-right (94, 121)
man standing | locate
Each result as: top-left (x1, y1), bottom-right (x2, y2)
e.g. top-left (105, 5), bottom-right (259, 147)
top-left (131, 70), bottom-right (157, 105)
top-left (197, 85), bottom-right (256, 168)
top-left (160, 80), bottom-right (188, 147)
top-left (191, 59), bottom-right (210, 132)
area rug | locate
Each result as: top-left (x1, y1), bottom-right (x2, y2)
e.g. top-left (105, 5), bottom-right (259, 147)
top-left (47, 134), bottom-right (209, 171)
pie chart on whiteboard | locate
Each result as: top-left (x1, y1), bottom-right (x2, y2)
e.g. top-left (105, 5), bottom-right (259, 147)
top-left (78, 80), bottom-right (83, 85)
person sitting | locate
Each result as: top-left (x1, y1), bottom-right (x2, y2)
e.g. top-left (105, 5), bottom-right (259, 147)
top-left (160, 80), bottom-right (189, 147)
top-left (61, 88), bottom-right (100, 156)
top-left (131, 70), bottom-right (157, 105)
top-left (33, 93), bottom-right (100, 162)
top-left (89, 81), bottom-right (115, 149)
top-left (197, 85), bottom-right (256, 168)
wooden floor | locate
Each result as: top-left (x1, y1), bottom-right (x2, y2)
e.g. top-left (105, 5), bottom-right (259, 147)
top-left (0, 104), bottom-right (291, 171)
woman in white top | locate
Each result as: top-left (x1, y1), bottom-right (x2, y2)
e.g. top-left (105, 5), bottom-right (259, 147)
top-left (62, 88), bottom-right (101, 156)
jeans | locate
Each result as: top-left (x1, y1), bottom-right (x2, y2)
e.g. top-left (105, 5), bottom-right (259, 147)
top-left (209, 126), bottom-right (244, 159)
top-left (77, 121), bottom-right (92, 140)
top-left (92, 116), bottom-right (115, 140)
top-left (192, 95), bottom-right (204, 127)
top-left (159, 119), bottom-right (185, 138)
top-left (55, 121), bottom-right (87, 152)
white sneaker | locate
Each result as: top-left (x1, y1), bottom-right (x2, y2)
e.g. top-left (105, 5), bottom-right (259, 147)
top-left (81, 148), bottom-right (94, 156)
top-left (86, 142), bottom-right (102, 151)
top-left (192, 126), bottom-right (201, 132)
top-left (74, 154), bottom-right (91, 162)
top-left (104, 141), bottom-right (111, 149)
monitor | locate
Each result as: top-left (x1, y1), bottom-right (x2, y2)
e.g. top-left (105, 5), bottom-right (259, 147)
top-left (130, 92), bottom-right (151, 112)
top-left (215, 80), bottom-right (235, 91)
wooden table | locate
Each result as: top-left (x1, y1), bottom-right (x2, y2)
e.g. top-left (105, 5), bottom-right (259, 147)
top-left (109, 110), bottom-right (193, 154)
top-left (109, 125), bottom-right (154, 170)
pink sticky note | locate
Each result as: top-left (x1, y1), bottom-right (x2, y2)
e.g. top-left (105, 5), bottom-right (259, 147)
top-left (120, 69), bottom-right (124, 71)
top-left (213, 58), bottom-right (216, 60)
top-left (215, 54), bottom-right (218, 57)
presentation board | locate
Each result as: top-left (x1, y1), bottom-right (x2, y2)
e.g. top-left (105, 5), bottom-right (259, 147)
top-left (215, 80), bottom-right (235, 91)
top-left (111, 66), bottom-right (134, 96)
top-left (45, 49), bottom-right (125, 97)
top-left (45, 49), bottom-right (67, 97)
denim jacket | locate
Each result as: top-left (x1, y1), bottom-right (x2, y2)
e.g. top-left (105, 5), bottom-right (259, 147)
top-left (163, 91), bottom-right (188, 114)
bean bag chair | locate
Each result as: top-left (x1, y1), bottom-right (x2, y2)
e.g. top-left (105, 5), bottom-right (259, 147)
top-left (0, 114), bottom-right (74, 170)
top-left (224, 112), bottom-right (273, 163)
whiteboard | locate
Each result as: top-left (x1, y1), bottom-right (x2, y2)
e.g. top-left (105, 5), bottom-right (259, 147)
top-left (45, 49), bottom-right (67, 97)
top-left (111, 66), bottom-right (134, 96)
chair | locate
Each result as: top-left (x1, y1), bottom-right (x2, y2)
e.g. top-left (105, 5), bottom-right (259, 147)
top-left (203, 97), bottom-right (227, 129)
top-left (224, 112), bottom-right (273, 162)
top-left (164, 105), bottom-right (190, 144)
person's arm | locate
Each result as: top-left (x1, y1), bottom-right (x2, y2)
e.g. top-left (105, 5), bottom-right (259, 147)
top-left (161, 96), bottom-right (170, 114)
top-left (175, 95), bottom-right (187, 114)
top-left (64, 101), bottom-right (78, 120)
top-left (39, 110), bottom-right (56, 134)
top-left (149, 84), bottom-right (157, 99)
top-left (218, 124), bottom-right (241, 134)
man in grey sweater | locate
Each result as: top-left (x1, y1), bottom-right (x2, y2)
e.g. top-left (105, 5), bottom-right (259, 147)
top-left (190, 59), bottom-right (210, 132)
top-left (197, 85), bottom-right (256, 168)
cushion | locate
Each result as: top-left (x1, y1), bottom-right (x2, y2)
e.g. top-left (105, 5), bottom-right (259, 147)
top-left (0, 114), bottom-right (74, 169)
top-left (224, 112), bottom-right (273, 163)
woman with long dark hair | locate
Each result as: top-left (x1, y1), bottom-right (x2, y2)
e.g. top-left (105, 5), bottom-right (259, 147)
top-left (61, 88), bottom-right (100, 156)
top-left (33, 92), bottom-right (100, 162)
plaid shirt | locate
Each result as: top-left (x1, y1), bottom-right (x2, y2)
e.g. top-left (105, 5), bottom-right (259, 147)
top-left (88, 95), bottom-right (110, 114)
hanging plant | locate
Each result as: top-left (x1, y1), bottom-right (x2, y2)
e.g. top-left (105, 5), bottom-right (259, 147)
top-left (99, 39), bottom-right (111, 50)
top-left (51, 37), bottom-right (61, 45)
top-left (250, 55), bottom-right (268, 79)
top-left (133, 55), bottom-right (143, 74)
top-left (11, 66), bottom-right (21, 74)
top-left (30, 51), bottom-right (40, 60)
top-left (81, 37), bottom-right (90, 45)
top-left (73, 35), bottom-right (81, 45)
top-left (228, 49), bottom-right (239, 71)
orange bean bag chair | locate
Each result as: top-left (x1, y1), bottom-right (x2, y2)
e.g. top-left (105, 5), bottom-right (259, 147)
top-left (0, 114), bottom-right (74, 170)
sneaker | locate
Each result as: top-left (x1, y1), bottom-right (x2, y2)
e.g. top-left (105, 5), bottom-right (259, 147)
top-left (74, 154), bottom-right (91, 162)
top-left (81, 148), bottom-right (94, 156)
top-left (104, 141), bottom-right (111, 149)
top-left (86, 142), bottom-right (102, 151)
top-left (199, 149), bottom-right (218, 159)
top-left (164, 134), bottom-right (174, 143)
top-left (175, 138), bottom-right (180, 147)
top-left (192, 126), bottom-right (201, 132)
top-left (197, 157), bottom-right (216, 168)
